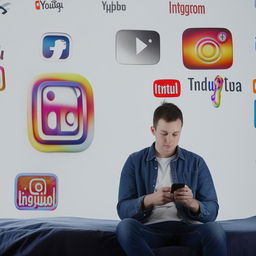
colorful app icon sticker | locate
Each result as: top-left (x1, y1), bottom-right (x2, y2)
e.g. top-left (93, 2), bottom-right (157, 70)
top-left (253, 79), bottom-right (256, 94)
top-left (153, 79), bottom-right (181, 97)
top-left (15, 173), bottom-right (58, 210)
top-left (116, 30), bottom-right (160, 64)
top-left (211, 75), bottom-right (224, 107)
top-left (0, 66), bottom-right (6, 91)
top-left (42, 33), bottom-right (71, 60)
top-left (28, 73), bottom-right (94, 152)
top-left (182, 28), bottom-right (233, 69)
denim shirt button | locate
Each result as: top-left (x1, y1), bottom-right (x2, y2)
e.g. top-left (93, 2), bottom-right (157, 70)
top-left (154, 167), bottom-right (157, 170)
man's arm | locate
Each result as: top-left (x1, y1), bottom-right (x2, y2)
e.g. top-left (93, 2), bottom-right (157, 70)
top-left (173, 186), bottom-right (200, 215)
top-left (178, 157), bottom-right (219, 223)
top-left (117, 154), bottom-right (151, 221)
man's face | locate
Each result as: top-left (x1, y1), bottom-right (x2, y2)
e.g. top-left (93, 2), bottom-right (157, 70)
top-left (151, 118), bottom-right (182, 158)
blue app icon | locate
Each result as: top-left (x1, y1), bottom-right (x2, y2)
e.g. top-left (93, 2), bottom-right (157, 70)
top-left (254, 100), bottom-right (256, 128)
top-left (42, 34), bottom-right (71, 60)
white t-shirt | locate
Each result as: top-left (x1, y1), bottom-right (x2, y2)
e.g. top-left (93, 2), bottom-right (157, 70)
top-left (145, 156), bottom-right (182, 225)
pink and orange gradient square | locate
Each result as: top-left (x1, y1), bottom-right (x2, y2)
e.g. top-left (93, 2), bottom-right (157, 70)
top-left (28, 73), bottom-right (94, 152)
top-left (15, 173), bottom-right (58, 210)
top-left (182, 28), bottom-right (233, 69)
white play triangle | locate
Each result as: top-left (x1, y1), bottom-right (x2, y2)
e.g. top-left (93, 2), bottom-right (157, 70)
top-left (136, 37), bottom-right (148, 55)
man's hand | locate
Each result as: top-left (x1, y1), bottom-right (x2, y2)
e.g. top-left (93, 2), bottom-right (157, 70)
top-left (173, 186), bottom-right (200, 214)
top-left (143, 187), bottom-right (174, 209)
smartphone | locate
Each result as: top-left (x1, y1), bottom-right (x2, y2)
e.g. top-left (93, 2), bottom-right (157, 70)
top-left (171, 183), bottom-right (185, 193)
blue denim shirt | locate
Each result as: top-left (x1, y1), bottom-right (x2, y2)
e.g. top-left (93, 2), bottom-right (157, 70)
top-left (117, 143), bottom-right (219, 224)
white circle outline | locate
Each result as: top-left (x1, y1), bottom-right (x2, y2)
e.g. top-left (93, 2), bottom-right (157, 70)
top-left (195, 37), bottom-right (222, 64)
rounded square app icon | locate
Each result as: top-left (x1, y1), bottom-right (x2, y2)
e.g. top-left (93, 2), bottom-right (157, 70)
top-left (28, 73), bottom-right (94, 152)
top-left (116, 30), bottom-right (160, 65)
top-left (15, 173), bottom-right (58, 210)
top-left (182, 28), bottom-right (233, 69)
top-left (42, 33), bottom-right (71, 60)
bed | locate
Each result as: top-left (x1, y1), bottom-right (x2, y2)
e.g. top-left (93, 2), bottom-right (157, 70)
top-left (0, 216), bottom-right (255, 256)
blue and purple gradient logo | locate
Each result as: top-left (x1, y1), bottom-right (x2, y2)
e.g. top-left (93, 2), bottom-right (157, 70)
top-left (42, 33), bottom-right (70, 60)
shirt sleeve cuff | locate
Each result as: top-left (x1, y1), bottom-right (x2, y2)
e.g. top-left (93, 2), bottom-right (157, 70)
top-left (187, 201), bottom-right (204, 220)
top-left (136, 196), bottom-right (153, 219)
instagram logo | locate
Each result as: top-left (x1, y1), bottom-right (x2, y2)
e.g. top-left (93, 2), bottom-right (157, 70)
top-left (0, 66), bottom-right (5, 91)
top-left (15, 174), bottom-right (58, 210)
top-left (183, 28), bottom-right (233, 69)
top-left (28, 73), bottom-right (94, 152)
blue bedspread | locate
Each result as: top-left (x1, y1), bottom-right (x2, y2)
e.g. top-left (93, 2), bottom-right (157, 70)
top-left (0, 217), bottom-right (123, 256)
top-left (220, 216), bottom-right (256, 256)
top-left (0, 216), bottom-right (255, 256)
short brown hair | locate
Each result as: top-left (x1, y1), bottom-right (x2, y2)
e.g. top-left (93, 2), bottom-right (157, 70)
top-left (153, 102), bottom-right (183, 128)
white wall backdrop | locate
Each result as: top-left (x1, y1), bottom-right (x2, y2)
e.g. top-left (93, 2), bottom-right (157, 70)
top-left (0, 0), bottom-right (255, 220)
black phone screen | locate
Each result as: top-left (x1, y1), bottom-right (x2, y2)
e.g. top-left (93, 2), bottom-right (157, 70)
top-left (171, 183), bottom-right (185, 193)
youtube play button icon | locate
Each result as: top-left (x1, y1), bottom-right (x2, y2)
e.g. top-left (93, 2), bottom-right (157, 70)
top-left (116, 30), bottom-right (160, 64)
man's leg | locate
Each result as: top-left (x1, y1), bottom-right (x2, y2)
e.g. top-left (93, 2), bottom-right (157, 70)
top-left (116, 218), bottom-right (172, 256)
top-left (176, 222), bottom-right (227, 256)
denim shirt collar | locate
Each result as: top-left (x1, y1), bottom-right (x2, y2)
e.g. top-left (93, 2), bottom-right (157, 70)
top-left (146, 143), bottom-right (185, 161)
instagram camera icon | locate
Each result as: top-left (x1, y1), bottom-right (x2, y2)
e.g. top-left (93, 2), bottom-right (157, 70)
top-left (28, 73), bottom-right (94, 152)
top-left (15, 173), bottom-right (58, 210)
top-left (182, 28), bottom-right (233, 69)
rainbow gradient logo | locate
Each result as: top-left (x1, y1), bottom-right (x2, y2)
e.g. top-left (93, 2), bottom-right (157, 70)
top-left (28, 73), bottom-right (94, 152)
top-left (15, 173), bottom-right (58, 210)
top-left (211, 75), bottom-right (224, 107)
top-left (182, 28), bottom-right (233, 69)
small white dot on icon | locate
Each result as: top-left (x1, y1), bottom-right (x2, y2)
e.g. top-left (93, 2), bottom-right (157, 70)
top-left (218, 32), bottom-right (227, 42)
